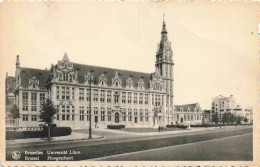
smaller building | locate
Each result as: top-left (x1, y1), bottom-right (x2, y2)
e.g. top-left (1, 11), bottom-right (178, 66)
top-left (232, 105), bottom-right (253, 124)
top-left (202, 110), bottom-right (211, 124)
top-left (174, 103), bottom-right (203, 125)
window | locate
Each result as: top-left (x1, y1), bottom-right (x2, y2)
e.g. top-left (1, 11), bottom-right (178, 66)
top-left (145, 94), bottom-right (148, 105)
top-left (122, 111), bottom-right (126, 121)
top-left (72, 87), bottom-right (74, 99)
top-left (107, 108), bottom-right (112, 121)
top-left (139, 93), bottom-right (143, 104)
top-left (72, 106), bottom-right (74, 113)
top-left (177, 114), bottom-right (179, 120)
top-left (79, 88), bottom-right (84, 101)
top-left (93, 89), bottom-right (98, 102)
top-left (40, 93), bottom-right (45, 103)
top-left (62, 114), bottom-right (65, 120)
top-left (101, 107), bottom-right (105, 121)
top-left (114, 92), bottom-right (119, 103)
top-left (152, 94), bottom-right (154, 105)
top-left (62, 87), bottom-right (65, 99)
top-left (62, 105), bottom-right (65, 112)
top-left (30, 114), bottom-right (36, 121)
top-left (57, 105), bottom-right (60, 113)
top-left (22, 115), bottom-right (28, 121)
top-left (63, 72), bottom-right (69, 81)
top-left (79, 106), bottom-right (84, 121)
top-left (66, 87), bottom-right (70, 100)
top-left (100, 90), bottom-right (105, 103)
top-left (145, 109), bottom-right (149, 122)
top-left (107, 91), bottom-right (111, 103)
top-left (31, 92), bottom-right (37, 101)
top-left (122, 92), bottom-right (126, 103)
top-left (66, 106), bottom-right (70, 113)
top-left (23, 92), bottom-right (28, 100)
top-left (128, 109), bottom-right (132, 121)
top-left (86, 107), bottom-right (90, 121)
top-left (128, 92), bottom-right (132, 104)
top-left (140, 109), bottom-right (143, 122)
top-left (134, 93), bottom-right (137, 104)
top-left (31, 106), bottom-right (37, 111)
top-left (94, 107), bottom-right (98, 115)
top-left (57, 114), bottom-right (59, 120)
top-left (67, 115), bottom-right (70, 121)
top-left (86, 89), bottom-right (90, 101)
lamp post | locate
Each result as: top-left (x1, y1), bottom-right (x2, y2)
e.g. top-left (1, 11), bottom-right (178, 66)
top-left (88, 70), bottom-right (94, 139)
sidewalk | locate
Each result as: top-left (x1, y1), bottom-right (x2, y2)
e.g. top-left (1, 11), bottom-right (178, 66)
top-left (6, 132), bottom-right (103, 146)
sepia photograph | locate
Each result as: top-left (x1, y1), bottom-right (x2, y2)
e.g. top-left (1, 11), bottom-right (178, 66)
top-left (0, 0), bottom-right (259, 166)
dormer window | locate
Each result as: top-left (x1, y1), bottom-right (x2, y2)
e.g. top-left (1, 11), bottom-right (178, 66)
top-left (32, 83), bottom-right (36, 88)
top-left (63, 72), bottom-right (69, 81)
top-left (116, 82), bottom-right (119, 87)
top-left (64, 63), bottom-right (68, 68)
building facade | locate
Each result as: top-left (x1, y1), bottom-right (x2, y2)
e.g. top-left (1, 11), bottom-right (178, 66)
top-left (10, 20), bottom-right (175, 129)
top-left (211, 95), bottom-right (253, 123)
top-left (174, 103), bottom-right (203, 125)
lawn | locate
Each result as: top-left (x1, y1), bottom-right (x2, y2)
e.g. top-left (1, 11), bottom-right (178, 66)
top-left (118, 127), bottom-right (188, 133)
top-left (6, 127), bottom-right (252, 161)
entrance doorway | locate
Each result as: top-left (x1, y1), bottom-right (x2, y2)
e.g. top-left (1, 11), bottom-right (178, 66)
top-left (181, 118), bottom-right (183, 123)
top-left (115, 112), bottom-right (119, 123)
top-left (135, 117), bottom-right (138, 123)
top-left (95, 116), bottom-right (98, 123)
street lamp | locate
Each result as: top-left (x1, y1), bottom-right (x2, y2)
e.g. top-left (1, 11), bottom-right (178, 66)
top-left (88, 70), bottom-right (94, 139)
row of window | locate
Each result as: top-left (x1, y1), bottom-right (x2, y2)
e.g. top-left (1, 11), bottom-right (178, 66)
top-left (56, 86), bottom-right (75, 100)
top-left (22, 115), bottom-right (38, 121)
top-left (176, 114), bottom-right (202, 121)
top-left (22, 92), bottom-right (45, 111)
top-left (175, 108), bottom-right (201, 112)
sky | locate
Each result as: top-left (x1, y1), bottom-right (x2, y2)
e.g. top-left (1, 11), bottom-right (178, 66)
top-left (0, 1), bottom-right (258, 109)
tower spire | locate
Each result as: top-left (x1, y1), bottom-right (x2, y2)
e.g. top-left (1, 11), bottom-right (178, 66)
top-left (16, 55), bottom-right (20, 68)
top-left (161, 13), bottom-right (167, 34)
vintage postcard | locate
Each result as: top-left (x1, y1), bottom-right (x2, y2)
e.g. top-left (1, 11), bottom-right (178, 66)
top-left (0, 0), bottom-right (259, 166)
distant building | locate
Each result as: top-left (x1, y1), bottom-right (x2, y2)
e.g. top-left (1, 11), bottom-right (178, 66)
top-left (6, 20), bottom-right (175, 129)
top-left (174, 103), bottom-right (203, 125)
top-left (211, 95), bottom-right (253, 123)
top-left (202, 110), bottom-right (211, 124)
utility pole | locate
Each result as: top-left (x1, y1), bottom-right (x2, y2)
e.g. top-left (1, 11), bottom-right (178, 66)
top-left (88, 70), bottom-right (94, 139)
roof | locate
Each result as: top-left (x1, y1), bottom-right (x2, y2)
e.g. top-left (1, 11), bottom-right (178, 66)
top-left (6, 76), bottom-right (16, 93)
top-left (20, 67), bottom-right (50, 89)
top-left (174, 103), bottom-right (199, 111)
top-left (73, 63), bottom-right (152, 89)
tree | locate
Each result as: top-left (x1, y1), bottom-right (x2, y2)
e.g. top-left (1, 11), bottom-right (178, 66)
top-left (222, 113), bottom-right (229, 125)
top-left (39, 98), bottom-right (57, 141)
top-left (212, 112), bottom-right (219, 125)
top-left (236, 116), bottom-right (243, 125)
top-left (10, 104), bottom-right (20, 126)
top-left (229, 114), bottom-right (236, 124)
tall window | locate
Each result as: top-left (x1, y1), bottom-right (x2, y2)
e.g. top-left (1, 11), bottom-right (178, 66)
top-left (40, 93), bottom-right (45, 104)
top-left (86, 107), bottom-right (90, 121)
top-left (122, 111), bottom-right (126, 121)
top-left (62, 87), bottom-right (65, 99)
top-left (93, 89), bottom-right (98, 102)
top-left (86, 89), bottom-right (91, 101)
top-left (66, 87), bottom-right (70, 100)
top-left (134, 93), bottom-right (137, 104)
top-left (100, 90), bottom-right (105, 103)
top-left (145, 94), bottom-right (148, 105)
top-left (94, 107), bottom-right (98, 115)
top-left (152, 94), bottom-right (154, 105)
top-left (107, 108), bottom-right (112, 121)
top-left (72, 87), bottom-right (74, 100)
top-left (101, 107), bottom-right (105, 121)
top-left (107, 91), bottom-right (111, 103)
top-left (128, 109), bottom-right (132, 121)
top-left (128, 92), bottom-right (132, 104)
top-left (56, 86), bottom-right (60, 99)
top-left (114, 92), bottom-right (119, 103)
top-left (139, 93), bottom-right (143, 104)
top-left (79, 88), bottom-right (84, 101)
top-left (79, 106), bottom-right (84, 121)
top-left (62, 105), bottom-right (65, 113)
top-left (122, 92), bottom-right (126, 103)
top-left (22, 92), bottom-right (28, 111)
top-left (158, 95), bottom-right (161, 106)
top-left (31, 92), bottom-right (37, 111)
top-left (140, 109), bottom-right (143, 122)
top-left (145, 109), bottom-right (149, 122)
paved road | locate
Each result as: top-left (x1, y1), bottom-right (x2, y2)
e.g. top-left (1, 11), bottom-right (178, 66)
top-left (95, 133), bottom-right (253, 161)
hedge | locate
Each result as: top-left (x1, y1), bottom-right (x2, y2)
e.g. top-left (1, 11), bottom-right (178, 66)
top-left (191, 123), bottom-right (252, 128)
top-left (6, 127), bottom-right (72, 140)
top-left (166, 125), bottom-right (188, 129)
top-left (107, 125), bottom-right (125, 129)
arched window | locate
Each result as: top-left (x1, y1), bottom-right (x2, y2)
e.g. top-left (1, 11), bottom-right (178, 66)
top-left (32, 83), bottom-right (36, 88)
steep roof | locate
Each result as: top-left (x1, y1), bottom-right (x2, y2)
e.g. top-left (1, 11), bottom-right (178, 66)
top-left (175, 103), bottom-right (198, 111)
top-left (6, 76), bottom-right (16, 93)
top-left (73, 63), bottom-right (152, 89)
top-left (20, 67), bottom-right (50, 89)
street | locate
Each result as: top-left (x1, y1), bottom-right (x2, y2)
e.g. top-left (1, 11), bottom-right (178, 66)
top-left (6, 126), bottom-right (252, 161)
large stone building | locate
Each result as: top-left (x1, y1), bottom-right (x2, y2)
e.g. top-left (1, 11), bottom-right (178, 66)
top-left (174, 103), bottom-right (203, 125)
top-left (8, 20), bottom-right (175, 129)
